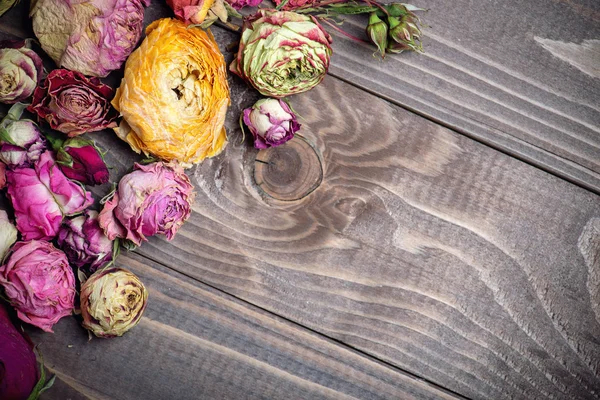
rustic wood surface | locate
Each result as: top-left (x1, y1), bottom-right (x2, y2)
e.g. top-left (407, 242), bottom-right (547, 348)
top-left (324, 0), bottom-right (600, 193)
top-left (1, 1), bottom-right (600, 400)
top-left (28, 253), bottom-right (460, 400)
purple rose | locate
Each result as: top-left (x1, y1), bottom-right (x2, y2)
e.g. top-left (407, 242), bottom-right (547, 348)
top-left (58, 210), bottom-right (113, 272)
top-left (0, 303), bottom-right (39, 400)
top-left (226, 0), bottom-right (263, 10)
top-left (6, 151), bottom-right (94, 240)
top-left (31, 0), bottom-right (150, 77)
top-left (243, 98), bottom-right (301, 149)
top-left (0, 162), bottom-right (5, 189)
top-left (0, 120), bottom-right (46, 169)
top-left (0, 40), bottom-right (43, 104)
top-left (0, 241), bottom-right (76, 332)
top-left (56, 137), bottom-right (110, 185)
top-left (99, 162), bottom-right (195, 246)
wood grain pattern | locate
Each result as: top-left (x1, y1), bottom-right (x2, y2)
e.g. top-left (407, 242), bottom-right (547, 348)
top-left (129, 76), bottom-right (600, 400)
top-left (27, 253), bottom-right (460, 400)
top-left (322, 0), bottom-right (600, 193)
top-left (2, 3), bottom-right (600, 400)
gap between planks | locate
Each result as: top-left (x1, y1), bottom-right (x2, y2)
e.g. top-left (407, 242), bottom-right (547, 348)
top-left (326, 71), bottom-right (600, 197)
top-left (211, 21), bottom-right (600, 197)
top-left (130, 248), bottom-right (471, 400)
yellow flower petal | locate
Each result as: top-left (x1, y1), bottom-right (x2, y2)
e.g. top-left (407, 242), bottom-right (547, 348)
top-left (112, 18), bottom-right (230, 166)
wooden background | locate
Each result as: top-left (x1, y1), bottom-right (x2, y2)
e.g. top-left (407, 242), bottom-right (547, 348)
top-left (1, 0), bottom-right (599, 399)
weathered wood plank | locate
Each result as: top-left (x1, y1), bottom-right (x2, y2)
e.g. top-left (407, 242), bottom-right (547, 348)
top-left (127, 75), bottom-right (600, 400)
top-left (323, 0), bottom-right (600, 192)
top-left (2, 3), bottom-right (600, 400)
top-left (27, 253), bottom-right (460, 400)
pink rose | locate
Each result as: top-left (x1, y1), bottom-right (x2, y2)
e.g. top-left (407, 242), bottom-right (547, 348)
top-left (6, 151), bottom-right (94, 240)
top-left (272, 0), bottom-right (314, 9)
top-left (27, 69), bottom-right (118, 137)
top-left (55, 137), bottom-right (110, 186)
top-left (99, 162), bottom-right (195, 246)
top-left (167, 0), bottom-right (214, 24)
top-left (0, 241), bottom-right (76, 332)
top-left (58, 210), bottom-right (113, 272)
top-left (226, 0), bottom-right (263, 10)
top-left (0, 161), bottom-right (5, 189)
top-left (0, 303), bottom-right (39, 400)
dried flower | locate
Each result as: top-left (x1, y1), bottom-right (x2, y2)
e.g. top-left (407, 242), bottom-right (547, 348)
top-left (6, 151), bottom-right (94, 240)
top-left (28, 69), bottom-right (118, 137)
top-left (0, 210), bottom-right (17, 262)
top-left (0, 241), bottom-right (76, 332)
top-left (80, 267), bottom-right (148, 338)
top-left (0, 162), bottom-right (5, 189)
top-left (54, 137), bottom-right (110, 186)
top-left (167, 0), bottom-right (215, 24)
top-left (0, 106), bottom-right (46, 169)
top-left (243, 98), bottom-right (300, 149)
top-left (58, 210), bottom-right (114, 272)
top-left (272, 0), bottom-right (314, 10)
top-left (0, 40), bottom-right (43, 104)
top-left (112, 19), bottom-right (230, 166)
top-left (99, 162), bottom-right (195, 246)
top-left (230, 10), bottom-right (332, 98)
top-left (386, 4), bottom-right (423, 53)
top-left (226, 0), bottom-right (262, 10)
top-left (30, 0), bottom-right (150, 77)
top-left (0, 303), bottom-right (39, 400)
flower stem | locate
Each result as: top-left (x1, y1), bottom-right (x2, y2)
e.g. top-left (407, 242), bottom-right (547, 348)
top-left (319, 17), bottom-right (370, 44)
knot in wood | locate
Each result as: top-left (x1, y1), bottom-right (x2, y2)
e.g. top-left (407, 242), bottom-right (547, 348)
top-left (253, 135), bottom-right (323, 202)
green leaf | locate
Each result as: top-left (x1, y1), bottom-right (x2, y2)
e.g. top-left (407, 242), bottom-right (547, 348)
top-left (275, 0), bottom-right (290, 10)
top-left (26, 351), bottom-right (55, 400)
top-left (111, 238), bottom-right (121, 264)
top-left (401, 3), bottom-right (427, 12)
top-left (238, 111), bottom-right (247, 145)
top-left (6, 102), bottom-right (28, 122)
top-left (77, 269), bottom-right (89, 285)
top-left (224, 2), bottom-right (242, 19)
top-left (43, 129), bottom-right (67, 151)
top-left (122, 239), bottom-right (138, 251)
top-left (100, 183), bottom-right (117, 205)
top-left (0, 0), bottom-right (18, 17)
top-left (0, 127), bottom-right (17, 145)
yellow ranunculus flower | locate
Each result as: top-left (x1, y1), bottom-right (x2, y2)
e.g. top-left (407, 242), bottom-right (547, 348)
top-left (112, 18), bottom-right (230, 166)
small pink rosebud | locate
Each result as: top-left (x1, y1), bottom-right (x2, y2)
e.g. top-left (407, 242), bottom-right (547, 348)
top-left (242, 98), bottom-right (301, 149)
top-left (56, 137), bottom-right (110, 185)
top-left (58, 210), bottom-right (114, 272)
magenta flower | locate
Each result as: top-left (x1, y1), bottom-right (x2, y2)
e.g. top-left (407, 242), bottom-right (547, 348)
top-left (0, 241), bottom-right (76, 332)
top-left (0, 162), bottom-right (5, 189)
top-left (58, 210), bottom-right (113, 272)
top-left (6, 151), bottom-right (94, 240)
top-left (0, 303), bottom-right (39, 400)
top-left (226, 0), bottom-right (263, 10)
top-left (56, 137), bottom-right (110, 186)
top-left (99, 162), bottom-right (195, 246)
top-left (243, 98), bottom-right (300, 149)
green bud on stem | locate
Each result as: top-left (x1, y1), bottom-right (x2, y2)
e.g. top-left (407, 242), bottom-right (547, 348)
top-left (366, 12), bottom-right (388, 58)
